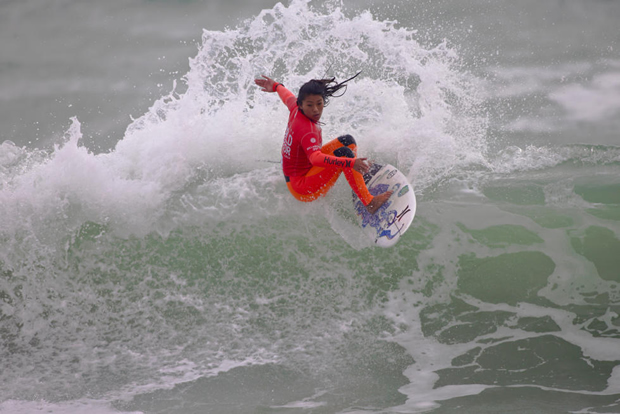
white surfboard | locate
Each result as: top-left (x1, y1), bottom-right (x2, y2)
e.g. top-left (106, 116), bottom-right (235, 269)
top-left (353, 164), bottom-right (416, 248)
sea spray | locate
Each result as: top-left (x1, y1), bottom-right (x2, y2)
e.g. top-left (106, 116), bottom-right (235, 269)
top-left (0, 0), bottom-right (484, 405)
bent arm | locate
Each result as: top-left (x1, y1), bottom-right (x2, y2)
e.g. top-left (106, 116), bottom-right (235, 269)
top-left (308, 150), bottom-right (355, 169)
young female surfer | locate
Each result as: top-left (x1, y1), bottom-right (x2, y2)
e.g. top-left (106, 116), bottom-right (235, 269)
top-left (254, 74), bottom-right (392, 214)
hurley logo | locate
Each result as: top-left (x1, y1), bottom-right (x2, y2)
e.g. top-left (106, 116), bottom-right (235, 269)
top-left (324, 157), bottom-right (352, 168)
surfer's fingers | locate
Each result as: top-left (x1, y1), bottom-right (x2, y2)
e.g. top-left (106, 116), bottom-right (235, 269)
top-left (360, 158), bottom-right (375, 167)
top-left (254, 80), bottom-right (270, 93)
top-left (353, 158), bottom-right (370, 174)
top-left (255, 76), bottom-right (275, 92)
top-left (259, 74), bottom-right (274, 84)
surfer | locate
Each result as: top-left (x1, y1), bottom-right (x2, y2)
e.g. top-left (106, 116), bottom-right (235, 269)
top-left (254, 74), bottom-right (392, 214)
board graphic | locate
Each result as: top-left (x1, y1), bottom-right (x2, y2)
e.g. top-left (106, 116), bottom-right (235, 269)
top-left (353, 164), bottom-right (416, 248)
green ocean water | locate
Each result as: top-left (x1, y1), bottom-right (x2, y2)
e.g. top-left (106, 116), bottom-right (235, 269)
top-left (1, 0), bottom-right (620, 413)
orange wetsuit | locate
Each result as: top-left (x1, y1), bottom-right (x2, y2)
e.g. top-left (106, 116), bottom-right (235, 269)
top-left (275, 84), bottom-right (373, 206)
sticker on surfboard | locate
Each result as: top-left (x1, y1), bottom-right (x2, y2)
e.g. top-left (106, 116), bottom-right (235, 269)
top-left (353, 163), bottom-right (416, 248)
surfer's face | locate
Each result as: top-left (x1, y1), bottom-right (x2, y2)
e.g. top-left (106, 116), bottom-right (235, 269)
top-left (300, 94), bottom-right (324, 122)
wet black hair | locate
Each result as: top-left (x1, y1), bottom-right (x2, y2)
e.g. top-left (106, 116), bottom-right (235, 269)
top-left (296, 71), bottom-right (361, 108)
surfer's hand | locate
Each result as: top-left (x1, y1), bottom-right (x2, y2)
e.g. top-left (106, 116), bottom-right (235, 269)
top-left (254, 75), bottom-right (276, 92)
top-left (353, 157), bottom-right (370, 174)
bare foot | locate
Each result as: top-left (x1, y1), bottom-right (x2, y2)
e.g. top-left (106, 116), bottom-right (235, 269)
top-left (365, 191), bottom-right (393, 215)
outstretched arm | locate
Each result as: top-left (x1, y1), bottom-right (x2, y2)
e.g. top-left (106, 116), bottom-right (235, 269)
top-left (254, 75), bottom-right (296, 110)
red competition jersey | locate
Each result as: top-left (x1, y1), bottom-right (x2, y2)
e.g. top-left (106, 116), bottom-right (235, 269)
top-left (276, 85), bottom-right (355, 177)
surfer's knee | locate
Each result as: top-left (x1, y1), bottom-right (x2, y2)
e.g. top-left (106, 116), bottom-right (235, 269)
top-left (337, 134), bottom-right (356, 147)
top-left (334, 146), bottom-right (355, 158)
top-left (335, 134), bottom-right (356, 158)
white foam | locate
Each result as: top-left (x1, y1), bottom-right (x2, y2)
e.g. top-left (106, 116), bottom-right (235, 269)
top-left (381, 290), bottom-right (493, 411)
top-left (0, 0), bottom-right (490, 249)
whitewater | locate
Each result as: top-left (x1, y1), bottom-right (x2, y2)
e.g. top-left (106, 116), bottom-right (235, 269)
top-left (1, 0), bottom-right (619, 413)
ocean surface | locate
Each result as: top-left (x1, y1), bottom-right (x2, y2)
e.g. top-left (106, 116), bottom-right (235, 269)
top-left (1, 0), bottom-right (620, 413)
